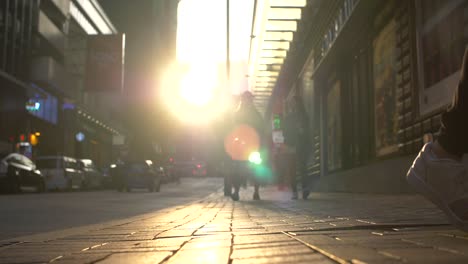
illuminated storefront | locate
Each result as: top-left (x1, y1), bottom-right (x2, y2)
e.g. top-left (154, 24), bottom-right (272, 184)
top-left (265, 0), bottom-right (461, 193)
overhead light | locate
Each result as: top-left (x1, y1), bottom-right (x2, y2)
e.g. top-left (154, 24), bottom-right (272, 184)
top-left (265, 20), bottom-right (297, 31)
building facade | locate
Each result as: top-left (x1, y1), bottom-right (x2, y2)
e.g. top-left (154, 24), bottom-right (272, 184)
top-left (268, 0), bottom-right (468, 193)
top-left (0, 0), bottom-right (124, 167)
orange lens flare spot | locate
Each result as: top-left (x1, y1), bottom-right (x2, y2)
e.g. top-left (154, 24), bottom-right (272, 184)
top-left (224, 124), bottom-right (259, 161)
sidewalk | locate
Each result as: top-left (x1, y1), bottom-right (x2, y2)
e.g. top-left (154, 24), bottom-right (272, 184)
top-left (0, 186), bottom-right (467, 263)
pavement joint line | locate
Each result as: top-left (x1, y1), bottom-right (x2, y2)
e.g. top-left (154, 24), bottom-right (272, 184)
top-left (437, 247), bottom-right (463, 255)
top-left (228, 204), bottom-right (235, 264)
top-left (439, 233), bottom-right (468, 241)
top-left (48, 255), bottom-right (63, 263)
top-left (350, 259), bottom-right (368, 264)
top-left (0, 241), bottom-right (24, 251)
top-left (281, 231), bottom-right (350, 264)
top-left (402, 238), bottom-right (466, 256)
top-left (159, 236), bottom-right (193, 263)
top-left (274, 223), bottom-right (450, 234)
top-left (377, 250), bottom-right (407, 262)
top-left (401, 238), bottom-right (425, 247)
top-left (157, 252), bottom-right (176, 264)
top-left (82, 242), bottom-right (109, 252)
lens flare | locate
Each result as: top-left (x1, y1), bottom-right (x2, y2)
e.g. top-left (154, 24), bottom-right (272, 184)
top-left (248, 151), bottom-right (262, 164)
top-left (251, 163), bottom-right (273, 181)
top-left (224, 124), bottom-right (259, 161)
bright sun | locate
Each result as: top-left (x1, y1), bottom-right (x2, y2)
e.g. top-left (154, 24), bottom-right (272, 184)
top-left (178, 64), bottom-right (217, 106)
top-left (160, 0), bottom-right (254, 124)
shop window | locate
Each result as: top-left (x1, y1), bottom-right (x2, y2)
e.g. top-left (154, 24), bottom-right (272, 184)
top-left (373, 19), bottom-right (399, 157)
top-left (421, 2), bottom-right (467, 88)
top-left (327, 80), bottom-right (342, 171)
top-left (28, 85), bottom-right (58, 125)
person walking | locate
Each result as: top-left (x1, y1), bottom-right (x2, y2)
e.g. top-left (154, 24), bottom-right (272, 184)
top-left (407, 47), bottom-right (468, 232)
top-left (227, 91), bottom-right (265, 201)
top-left (283, 95), bottom-right (311, 200)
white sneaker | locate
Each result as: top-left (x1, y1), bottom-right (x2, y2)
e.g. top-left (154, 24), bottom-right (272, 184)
top-left (407, 142), bottom-right (468, 232)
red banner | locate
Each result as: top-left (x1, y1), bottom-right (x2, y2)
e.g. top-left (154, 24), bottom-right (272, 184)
top-left (86, 34), bottom-right (125, 92)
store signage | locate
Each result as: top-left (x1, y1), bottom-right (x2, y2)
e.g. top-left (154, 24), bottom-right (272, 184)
top-left (86, 34), bottom-right (125, 92)
top-left (272, 130), bottom-right (284, 144)
top-left (25, 100), bottom-right (41, 112)
top-left (321, 0), bottom-right (357, 57)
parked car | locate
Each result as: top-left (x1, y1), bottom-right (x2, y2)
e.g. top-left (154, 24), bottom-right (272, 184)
top-left (191, 161), bottom-right (207, 177)
top-left (36, 156), bottom-right (83, 191)
top-left (172, 160), bottom-right (199, 178)
top-left (100, 166), bottom-right (113, 189)
top-left (151, 165), bottom-right (166, 182)
top-left (114, 160), bottom-right (161, 192)
top-left (79, 159), bottom-right (103, 189)
top-left (0, 153), bottom-right (45, 193)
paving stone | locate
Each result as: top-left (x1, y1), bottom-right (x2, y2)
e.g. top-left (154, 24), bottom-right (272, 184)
top-left (378, 247), bottom-right (468, 263)
top-left (3, 185), bottom-right (468, 263)
top-left (231, 244), bottom-right (313, 259)
top-left (231, 252), bottom-right (334, 264)
top-left (133, 237), bottom-right (190, 249)
top-left (182, 238), bottom-right (231, 250)
top-left (97, 251), bottom-right (172, 264)
top-left (54, 252), bottom-right (111, 264)
top-left (165, 247), bottom-right (230, 264)
top-left (233, 240), bottom-right (298, 250)
top-left (0, 253), bottom-right (59, 264)
top-left (156, 229), bottom-right (196, 238)
top-left (234, 234), bottom-right (293, 245)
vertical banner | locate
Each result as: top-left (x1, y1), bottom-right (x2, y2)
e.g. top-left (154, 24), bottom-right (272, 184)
top-left (327, 80), bottom-right (342, 171)
top-left (86, 34), bottom-right (125, 92)
top-left (373, 19), bottom-right (398, 156)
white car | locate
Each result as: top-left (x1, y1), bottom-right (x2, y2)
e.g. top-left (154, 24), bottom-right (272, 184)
top-left (36, 156), bottom-right (83, 191)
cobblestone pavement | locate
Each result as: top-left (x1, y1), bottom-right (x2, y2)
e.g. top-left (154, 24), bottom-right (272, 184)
top-left (1, 183), bottom-right (467, 263)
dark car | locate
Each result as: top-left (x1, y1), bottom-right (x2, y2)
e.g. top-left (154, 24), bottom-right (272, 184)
top-left (191, 161), bottom-right (207, 177)
top-left (173, 160), bottom-right (208, 178)
top-left (100, 166), bottom-right (113, 189)
top-left (114, 160), bottom-right (161, 192)
top-left (0, 153), bottom-right (45, 193)
top-left (79, 159), bottom-right (103, 189)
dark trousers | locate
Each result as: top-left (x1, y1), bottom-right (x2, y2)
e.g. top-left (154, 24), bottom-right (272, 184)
top-left (290, 147), bottom-right (309, 193)
top-left (438, 48), bottom-right (468, 156)
top-left (232, 161), bottom-right (259, 195)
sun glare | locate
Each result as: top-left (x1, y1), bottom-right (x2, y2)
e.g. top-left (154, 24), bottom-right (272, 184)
top-left (160, 63), bottom-right (230, 125)
top-left (160, 0), bottom-right (254, 124)
top-left (179, 64), bottom-right (217, 106)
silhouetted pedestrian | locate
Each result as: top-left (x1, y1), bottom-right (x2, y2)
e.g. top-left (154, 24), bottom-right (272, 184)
top-left (283, 96), bottom-right (310, 200)
top-left (226, 91), bottom-right (265, 201)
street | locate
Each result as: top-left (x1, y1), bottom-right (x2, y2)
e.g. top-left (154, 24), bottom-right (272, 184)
top-left (0, 178), bottom-right (221, 240)
top-left (1, 177), bottom-right (467, 263)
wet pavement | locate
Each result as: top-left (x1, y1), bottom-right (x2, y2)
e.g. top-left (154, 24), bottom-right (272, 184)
top-left (0, 178), bottom-right (467, 263)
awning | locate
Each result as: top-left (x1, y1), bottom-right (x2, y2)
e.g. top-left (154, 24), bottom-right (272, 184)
top-left (248, 0), bottom-right (307, 113)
